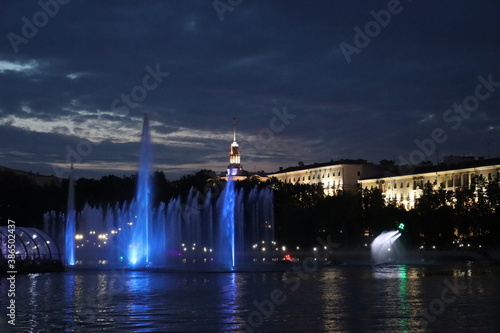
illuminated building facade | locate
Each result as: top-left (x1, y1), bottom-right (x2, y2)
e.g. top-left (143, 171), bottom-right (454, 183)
top-left (269, 159), bottom-right (379, 195)
top-left (269, 156), bottom-right (500, 205)
top-left (359, 157), bottom-right (500, 210)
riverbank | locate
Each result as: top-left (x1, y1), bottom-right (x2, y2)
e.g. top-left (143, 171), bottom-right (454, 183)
top-left (285, 248), bottom-right (500, 266)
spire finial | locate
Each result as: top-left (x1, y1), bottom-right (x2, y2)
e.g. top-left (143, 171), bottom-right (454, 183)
top-left (232, 117), bottom-right (237, 142)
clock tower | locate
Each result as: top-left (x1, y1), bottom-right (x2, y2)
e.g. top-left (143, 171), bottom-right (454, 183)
top-left (227, 117), bottom-right (244, 176)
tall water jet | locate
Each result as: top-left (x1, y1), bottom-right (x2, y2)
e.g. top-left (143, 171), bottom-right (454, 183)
top-left (129, 113), bottom-right (153, 266)
top-left (218, 178), bottom-right (236, 270)
top-left (49, 115), bottom-right (276, 271)
top-left (370, 230), bottom-right (401, 265)
top-left (65, 164), bottom-right (76, 266)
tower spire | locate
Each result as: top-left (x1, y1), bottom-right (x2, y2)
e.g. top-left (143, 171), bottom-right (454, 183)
top-left (227, 117), bottom-right (243, 177)
top-left (232, 117), bottom-right (237, 142)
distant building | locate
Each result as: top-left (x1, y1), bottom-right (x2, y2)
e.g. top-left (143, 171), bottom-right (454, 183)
top-left (226, 118), bottom-right (244, 178)
top-left (269, 159), bottom-right (379, 195)
top-left (359, 157), bottom-right (500, 210)
top-left (221, 118), bottom-right (268, 182)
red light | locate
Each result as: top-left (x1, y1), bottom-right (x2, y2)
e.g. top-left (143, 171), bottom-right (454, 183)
top-left (284, 254), bottom-right (291, 260)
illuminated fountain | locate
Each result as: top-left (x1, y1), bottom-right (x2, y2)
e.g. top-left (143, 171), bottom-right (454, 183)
top-left (65, 164), bottom-right (76, 266)
top-left (370, 230), bottom-right (401, 265)
top-left (128, 113), bottom-right (152, 265)
top-left (218, 177), bottom-right (236, 271)
top-left (44, 114), bottom-right (275, 271)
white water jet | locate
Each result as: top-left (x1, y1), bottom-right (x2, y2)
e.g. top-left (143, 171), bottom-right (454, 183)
top-left (371, 230), bottom-right (401, 265)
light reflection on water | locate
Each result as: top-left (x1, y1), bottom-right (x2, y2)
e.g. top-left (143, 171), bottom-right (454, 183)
top-left (1, 263), bottom-right (499, 332)
top-left (218, 273), bottom-right (244, 331)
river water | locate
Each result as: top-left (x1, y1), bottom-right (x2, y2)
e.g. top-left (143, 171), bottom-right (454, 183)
top-left (1, 262), bottom-right (499, 332)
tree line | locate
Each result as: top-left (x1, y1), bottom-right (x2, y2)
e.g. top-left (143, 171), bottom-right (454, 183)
top-left (1, 168), bottom-right (499, 250)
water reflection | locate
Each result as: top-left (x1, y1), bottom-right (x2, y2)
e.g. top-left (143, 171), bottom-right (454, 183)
top-left (27, 273), bottom-right (40, 331)
top-left (372, 264), bottom-right (409, 279)
top-left (218, 273), bottom-right (245, 331)
top-left (2, 264), bottom-right (499, 332)
top-left (62, 272), bottom-right (78, 331)
top-left (397, 265), bottom-right (411, 333)
top-left (320, 269), bottom-right (348, 332)
top-left (123, 272), bottom-right (156, 331)
top-left (318, 265), bottom-right (428, 333)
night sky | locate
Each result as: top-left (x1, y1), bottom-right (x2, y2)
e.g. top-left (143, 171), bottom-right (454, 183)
top-left (1, 0), bottom-right (499, 179)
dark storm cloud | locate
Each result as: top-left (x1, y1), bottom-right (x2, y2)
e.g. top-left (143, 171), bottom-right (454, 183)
top-left (0, 0), bottom-right (499, 179)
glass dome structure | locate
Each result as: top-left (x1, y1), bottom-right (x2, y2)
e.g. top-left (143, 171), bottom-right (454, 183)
top-left (0, 226), bottom-right (62, 262)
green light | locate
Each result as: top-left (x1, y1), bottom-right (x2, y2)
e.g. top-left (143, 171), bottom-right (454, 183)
top-left (119, 256), bottom-right (124, 261)
top-left (398, 223), bottom-right (405, 230)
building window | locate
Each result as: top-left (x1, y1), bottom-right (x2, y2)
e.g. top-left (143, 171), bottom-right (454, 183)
top-left (327, 173), bottom-right (330, 177)
top-left (488, 173), bottom-right (492, 180)
top-left (400, 183), bottom-right (403, 188)
top-left (357, 171), bottom-right (361, 176)
top-left (338, 171), bottom-right (341, 176)
top-left (406, 181), bottom-right (410, 188)
top-left (308, 176), bottom-right (310, 180)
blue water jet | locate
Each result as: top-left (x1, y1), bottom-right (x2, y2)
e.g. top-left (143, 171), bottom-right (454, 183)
top-left (65, 165), bottom-right (76, 266)
top-left (219, 177), bottom-right (236, 270)
top-left (128, 113), bottom-right (152, 266)
top-left (49, 115), bottom-right (276, 270)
